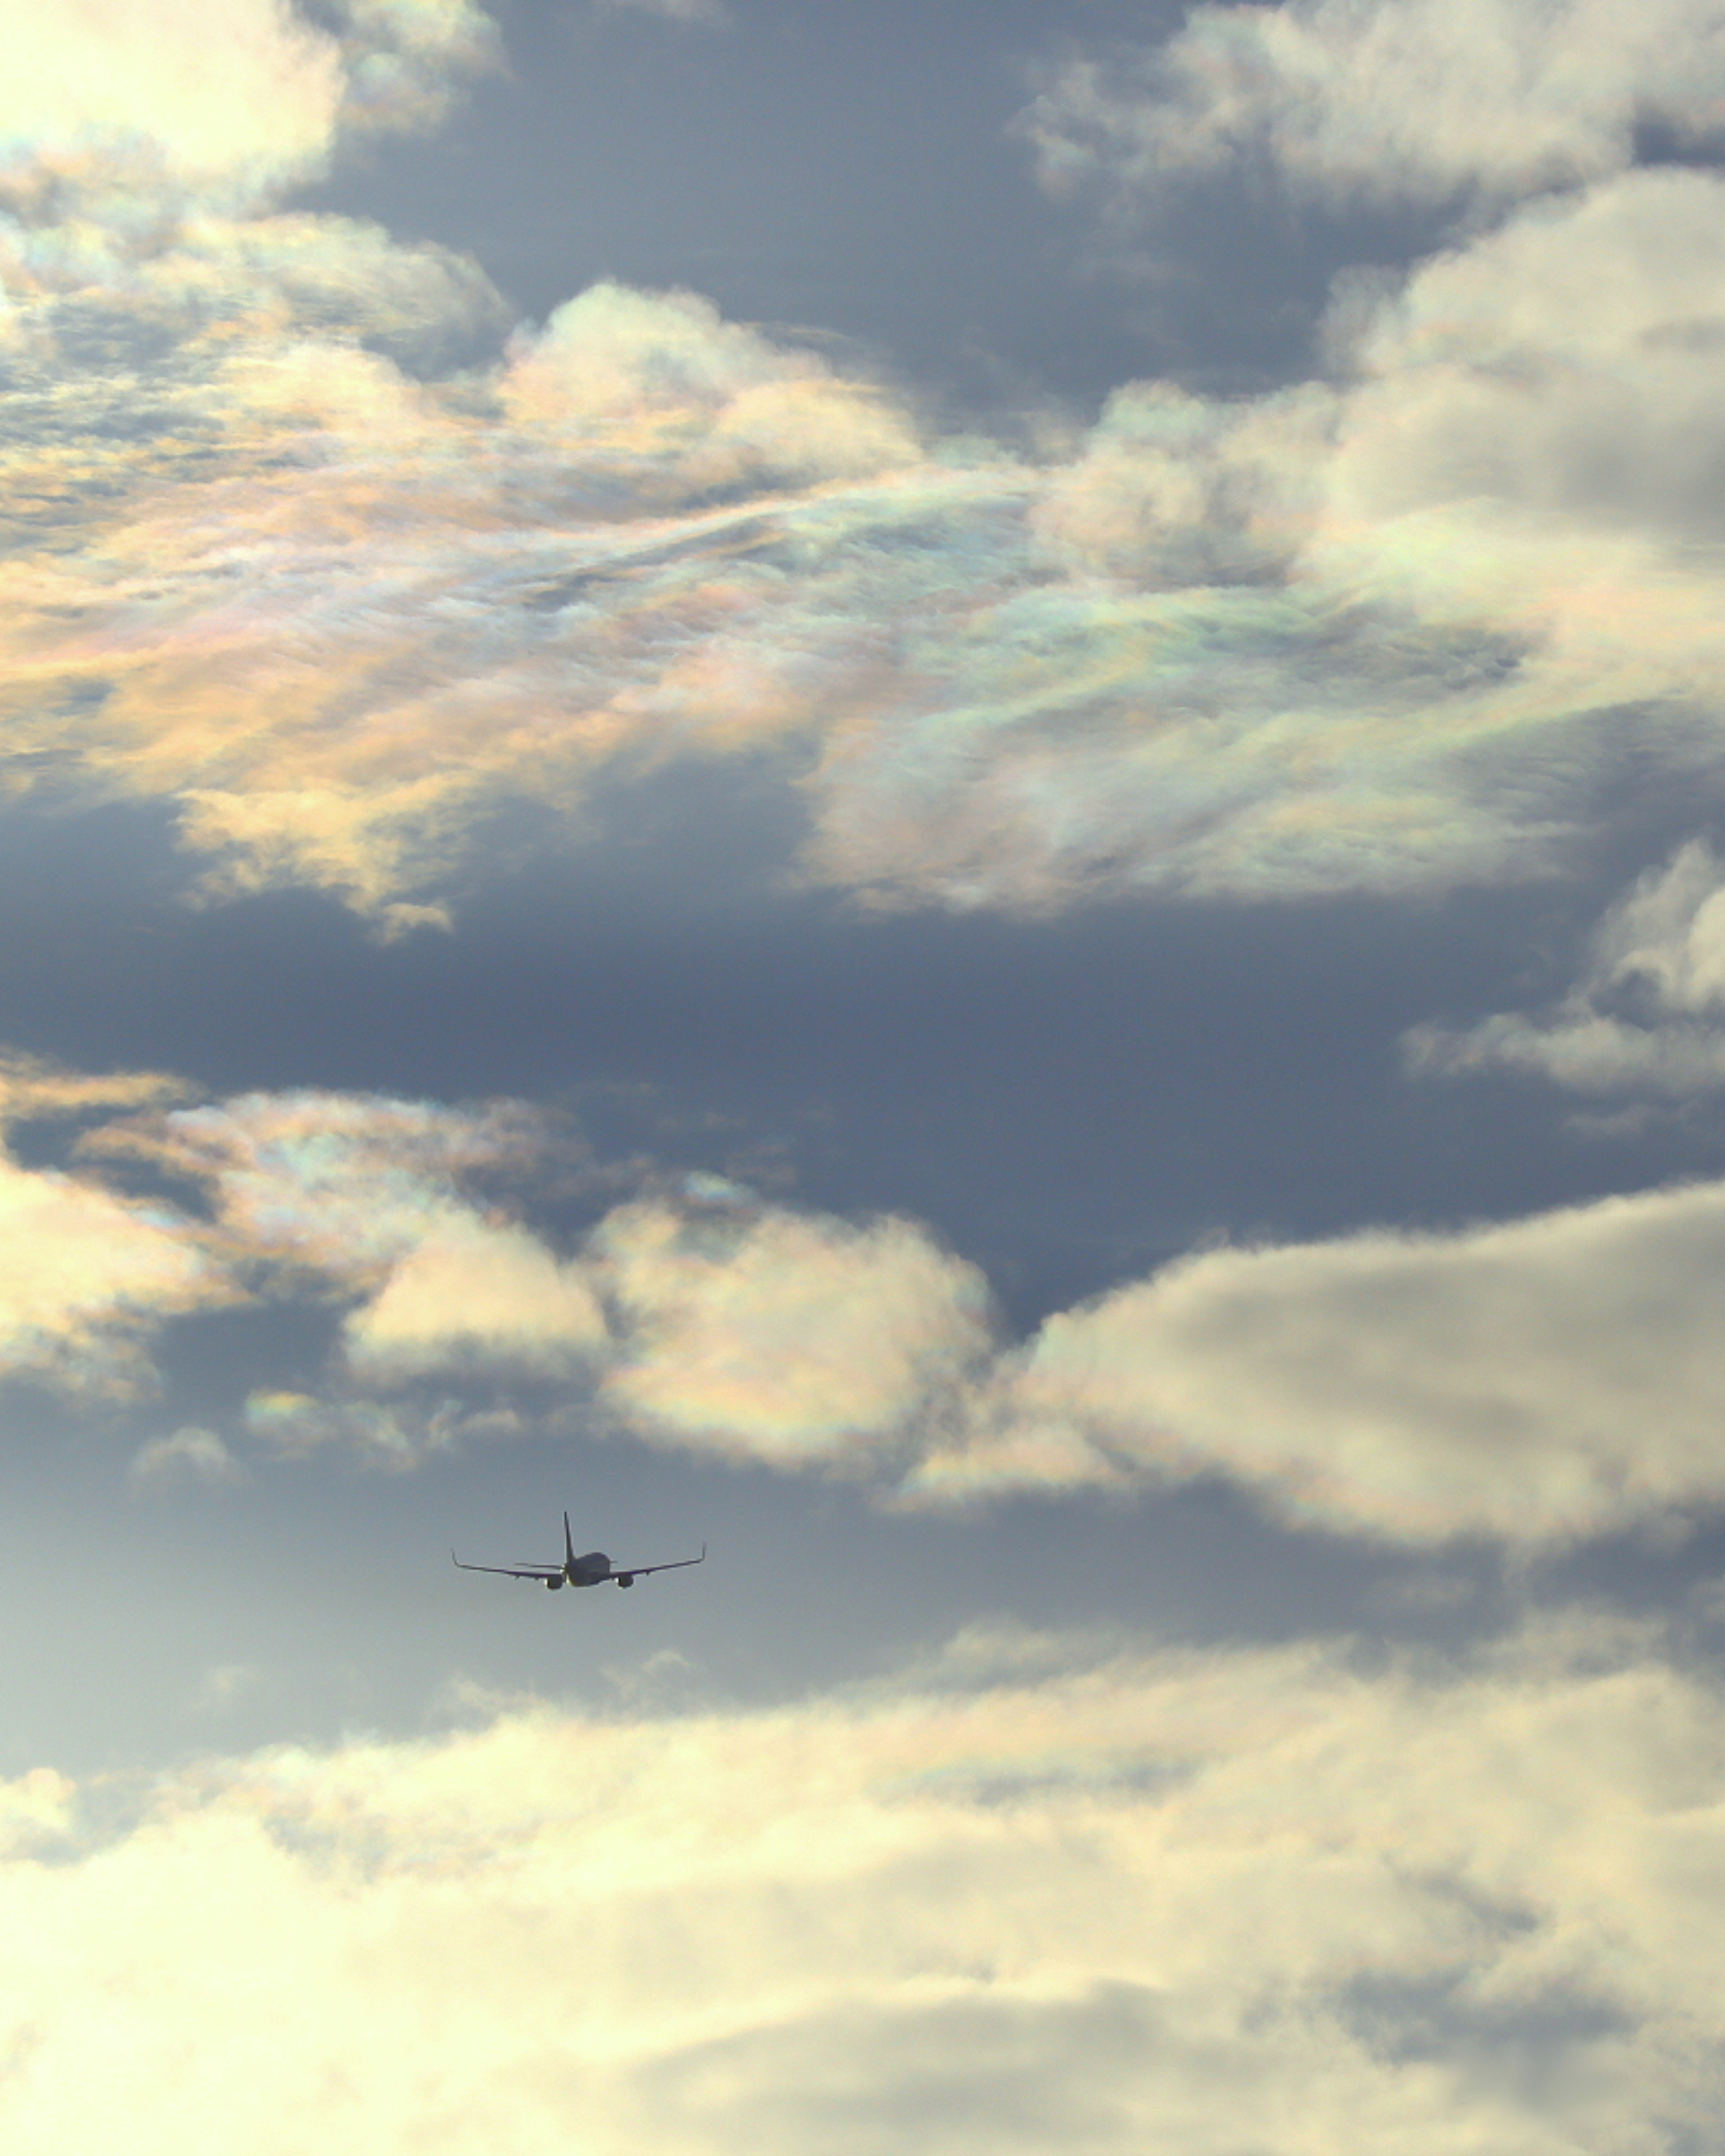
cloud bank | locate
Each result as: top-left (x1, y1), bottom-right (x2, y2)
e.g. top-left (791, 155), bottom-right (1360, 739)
top-left (3, 1617), bottom-right (1724, 2151)
top-left (5, 4), bottom-right (1725, 926)
top-left (2, 1060), bottom-right (1724, 1546)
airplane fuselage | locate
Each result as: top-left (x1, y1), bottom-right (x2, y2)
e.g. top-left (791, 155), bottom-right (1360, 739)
top-left (561, 1551), bottom-right (617, 1588)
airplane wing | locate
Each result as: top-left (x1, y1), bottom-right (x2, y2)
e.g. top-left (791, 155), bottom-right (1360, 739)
top-left (609, 1544), bottom-right (707, 1579)
top-left (451, 1552), bottom-right (560, 1580)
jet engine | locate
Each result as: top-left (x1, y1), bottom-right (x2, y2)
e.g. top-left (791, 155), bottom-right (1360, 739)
top-left (616, 1573), bottom-right (635, 1589)
top-left (544, 1576), bottom-right (564, 1590)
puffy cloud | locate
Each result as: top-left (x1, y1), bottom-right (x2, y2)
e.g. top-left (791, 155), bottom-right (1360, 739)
top-left (913, 1175), bottom-right (1725, 1542)
top-left (501, 281), bottom-right (923, 494)
top-left (6, 141), bottom-right (1725, 924)
top-left (0, 1151), bottom-right (229, 1395)
top-left (0, 1056), bottom-right (228, 1393)
top-left (0, 0), bottom-right (497, 215)
top-left (22, 1064), bottom-right (1725, 1543)
top-left (14, 1061), bottom-right (1725, 1547)
top-left (1410, 839), bottom-right (1725, 1096)
top-left (91, 1088), bottom-right (555, 1287)
top-left (1023, 0), bottom-right (1725, 214)
top-left (344, 1212), bottom-right (609, 1379)
top-left (592, 1197), bottom-right (995, 1467)
top-left (0, 0), bottom-right (344, 203)
top-left (2, 1619), bottom-right (1725, 2149)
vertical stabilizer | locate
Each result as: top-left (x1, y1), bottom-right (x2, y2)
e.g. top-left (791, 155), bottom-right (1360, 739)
top-left (564, 1511), bottom-right (575, 1569)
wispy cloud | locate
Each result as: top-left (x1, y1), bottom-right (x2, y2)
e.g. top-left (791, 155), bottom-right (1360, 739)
top-left (593, 0), bottom-right (733, 27)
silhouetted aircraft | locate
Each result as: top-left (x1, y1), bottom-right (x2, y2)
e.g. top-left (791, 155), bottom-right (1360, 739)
top-left (453, 1511), bottom-right (705, 1591)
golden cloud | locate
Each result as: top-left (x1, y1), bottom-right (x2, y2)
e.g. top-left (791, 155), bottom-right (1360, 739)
top-left (1, 1617), bottom-right (1721, 2148)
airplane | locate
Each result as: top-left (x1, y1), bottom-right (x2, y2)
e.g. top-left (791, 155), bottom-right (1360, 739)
top-left (452, 1511), bottom-right (705, 1591)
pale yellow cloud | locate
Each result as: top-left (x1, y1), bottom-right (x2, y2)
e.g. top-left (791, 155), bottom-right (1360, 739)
top-left (914, 1175), bottom-right (1725, 1542)
top-left (0, 0), bottom-right (497, 212)
top-left (0, 1151), bottom-right (229, 1393)
top-left (593, 1197), bottom-right (995, 1467)
top-left (345, 1211), bottom-right (609, 1378)
top-left (90, 1088), bottom-right (553, 1286)
top-left (1, 1619), bottom-right (1722, 2149)
top-left (30, 1069), bottom-right (1725, 1542)
top-left (0, 0), bottom-right (344, 199)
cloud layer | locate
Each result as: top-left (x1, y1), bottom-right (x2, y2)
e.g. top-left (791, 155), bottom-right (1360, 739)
top-left (3, 1617), bottom-right (1724, 2151)
top-left (6, 8), bottom-right (1725, 925)
top-left (1, 1059), bottom-right (1723, 1546)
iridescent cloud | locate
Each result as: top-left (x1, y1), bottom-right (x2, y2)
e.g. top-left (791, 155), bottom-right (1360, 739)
top-left (6, 1060), bottom-right (1725, 1539)
top-left (6, 13), bottom-right (1725, 925)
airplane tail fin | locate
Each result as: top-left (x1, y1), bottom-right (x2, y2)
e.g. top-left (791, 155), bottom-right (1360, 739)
top-left (564, 1510), bottom-right (575, 1568)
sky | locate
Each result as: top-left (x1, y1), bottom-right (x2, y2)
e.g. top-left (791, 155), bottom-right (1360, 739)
top-left (5, 0), bottom-right (1725, 2145)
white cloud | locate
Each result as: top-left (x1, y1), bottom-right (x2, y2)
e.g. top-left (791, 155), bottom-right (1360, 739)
top-left (1410, 841), bottom-right (1725, 1096)
top-left (1, 1619), bottom-right (1723, 2150)
top-left (192, 1663), bottom-right (261, 1713)
top-left (1023, 0), bottom-right (1725, 214)
top-left (0, 0), bottom-right (498, 212)
top-left (593, 1198), bottom-right (995, 1467)
top-left (912, 1175), bottom-right (1725, 1543)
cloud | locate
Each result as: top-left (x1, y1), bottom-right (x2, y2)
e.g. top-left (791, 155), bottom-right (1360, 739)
top-left (1410, 840), bottom-right (1725, 1096)
top-left (0, 1150), bottom-right (230, 1396)
top-left (192, 1663), bottom-right (261, 1712)
top-left (90, 1088), bottom-right (557, 1288)
top-left (131, 1426), bottom-right (248, 1485)
top-left (2, 1618), bottom-right (1724, 2149)
top-left (913, 1172), bottom-right (1725, 1543)
top-left (20, 1063), bottom-right (1725, 1545)
top-left (591, 1197), bottom-right (995, 1467)
top-left (344, 1212), bottom-right (609, 1379)
top-left (1022, 0), bottom-right (1725, 214)
top-left (0, 0), bottom-right (498, 214)
top-left (593, 0), bottom-right (732, 25)
top-left (4, 119), bottom-right (1725, 926)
